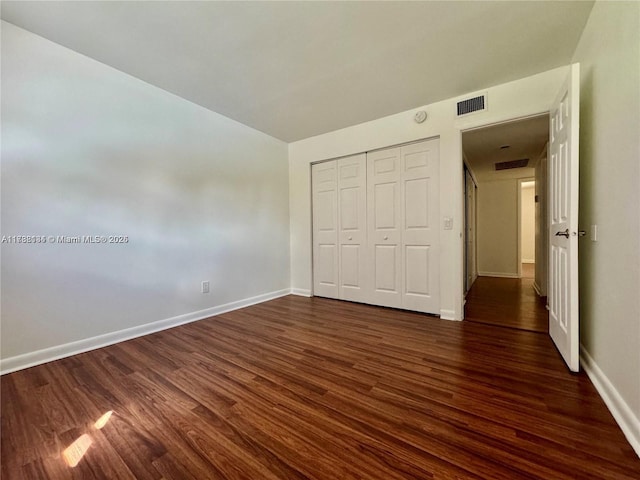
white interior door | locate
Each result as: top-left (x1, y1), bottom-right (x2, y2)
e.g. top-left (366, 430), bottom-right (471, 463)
top-left (549, 63), bottom-right (580, 372)
top-left (338, 154), bottom-right (368, 302)
top-left (312, 161), bottom-right (339, 299)
top-left (367, 147), bottom-right (403, 308)
top-left (401, 140), bottom-right (440, 313)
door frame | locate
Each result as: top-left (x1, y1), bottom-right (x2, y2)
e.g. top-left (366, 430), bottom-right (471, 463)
top-left (518, 177), bottom-right (536, 279)
top-left (459, 112), bottom-right (549, 318)
top-left (463, 163), bottom-right (478, 292)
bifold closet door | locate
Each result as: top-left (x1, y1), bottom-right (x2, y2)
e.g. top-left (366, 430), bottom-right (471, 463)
top-left (312, 161), bottom-right (339, 298)
top-left (337, 154), bottom-right (368, 302)
top-left (313, 138), bottom-right (439, 315)
top-left (312, 155), bottom-right (367, 301)
top-left (367, 138), bottom-right (440, 313)
top-left (401, 140), bottom-right (440, 313)
top-left (367, 147), bottom-right (403, 308)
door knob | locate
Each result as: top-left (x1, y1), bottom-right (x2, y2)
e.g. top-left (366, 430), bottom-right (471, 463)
top-left (348, 236), bottom-right (352, 240)
top-left (555, 229), bottom-right (570, 238)
top-left (383, 236), bottom-right (388, 240)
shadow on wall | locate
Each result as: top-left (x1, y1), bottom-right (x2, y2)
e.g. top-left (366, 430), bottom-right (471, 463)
top-left (1, 22), bottom-right (290, 359)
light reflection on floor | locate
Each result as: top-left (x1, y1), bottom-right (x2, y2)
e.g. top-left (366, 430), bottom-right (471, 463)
top-left (61, 410), bottom-right (114, 468)
top-left (62, 434), bottom-right (93, 468)
top-left (94, 410), bottom-right (113, 430)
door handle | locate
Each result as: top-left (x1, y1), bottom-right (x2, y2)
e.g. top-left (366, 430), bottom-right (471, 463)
top-left (555, 229), bottom-right (570, 238)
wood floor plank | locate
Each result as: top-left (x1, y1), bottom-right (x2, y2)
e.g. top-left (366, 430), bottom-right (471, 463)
top-left (465, 274), bottom-right (548, 332)
top-left (2, 294), bottom-right (639, 479)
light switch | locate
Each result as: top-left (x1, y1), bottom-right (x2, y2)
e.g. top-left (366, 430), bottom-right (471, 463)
top-left (444, 217), bottom-right (453, 230)
top-left (591, 224), bottom-right (598, 242)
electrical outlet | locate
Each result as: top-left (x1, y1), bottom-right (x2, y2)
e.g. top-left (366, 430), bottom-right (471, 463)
top-left (201, 281), bottom-right (210, 294)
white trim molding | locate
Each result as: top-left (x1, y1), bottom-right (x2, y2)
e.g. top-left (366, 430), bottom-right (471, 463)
top-left (440, 309), bottom-right (461, 321)
top-left (0, 288), bottom-right (291, 375)
top-left (580, 345), bottom-right (640, 457)
top-left (478, 271), bottom-right (520, 279)
top-left (533, 282), bottom-right (543, 297)
top-left (290, 288), bottom-right (312, 297)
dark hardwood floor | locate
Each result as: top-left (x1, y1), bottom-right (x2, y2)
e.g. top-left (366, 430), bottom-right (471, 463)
top-left (465, 267), bottom-right (548, 333)
top-left (2, 295), bottom-right (638, 479)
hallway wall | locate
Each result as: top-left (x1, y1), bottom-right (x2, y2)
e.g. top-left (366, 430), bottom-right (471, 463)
top-left (572, 0), bottom-right (640, 454)
top-left (521, 183), bottom-right (535, 263)
top-left (477, 179), bottom-right (519, 278)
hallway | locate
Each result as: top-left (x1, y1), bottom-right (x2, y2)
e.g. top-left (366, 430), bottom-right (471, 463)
top-left (464, 266), bottom-right (548, 333)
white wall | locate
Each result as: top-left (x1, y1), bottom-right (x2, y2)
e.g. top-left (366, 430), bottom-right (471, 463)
top-left (289, 66), bottom-right (566, 319)
top-left (521, 184), bottom-right (535, 263)
top-left (474, 178), bottom-right (535, 278)
top-left (476, 179), bottom-right (519, 277)
top-left (572, 1), bottom-right (640, 452)
top-left (1, 22), bottom-right (290, 363)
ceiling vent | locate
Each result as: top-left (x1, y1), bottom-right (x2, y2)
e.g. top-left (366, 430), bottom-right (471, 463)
top-left (457, 94), bottom-right (487, 116)
top-left (495, 159), bottom-right (529, 171)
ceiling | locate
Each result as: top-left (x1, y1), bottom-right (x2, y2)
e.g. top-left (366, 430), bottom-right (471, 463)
top-left (1, 1), bottom-right (594, 142)
top-left (463, 115), bottom-right (549, 181)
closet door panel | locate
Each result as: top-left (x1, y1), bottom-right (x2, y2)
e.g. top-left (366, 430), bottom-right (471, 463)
top-left (338, 154), bottom-right (368, 302)
top-left (367, 148), bottom-right (402, 308)
top-left (404, 178), bottom-right (429, 228)
top-left (374, 245), bottom-right (398, 292)
top-left (401, 139), bottom-right (440, 313)
top-left (405, 245), bottom-right (430, 295)
top-left (312, 161), bottom-right (339, 298)
top-left (373, 183), bottom-right (398, 228)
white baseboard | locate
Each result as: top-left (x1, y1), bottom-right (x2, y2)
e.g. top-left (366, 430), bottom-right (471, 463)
top-left (439, 309), bottom-right (461, 321)
top-left (580, 345), bottom-right (640, 458)
top-left (533, 281), bottom-right (541, 296)
top-left (0, 288), bottom-right (291, 376)
top-left (290, 288), bottom-right (312, 297)
top-left (478, 271), bottom-right (519, 279)
top-left (522, 259), bottom-right (535, 264)
top-left (532, 281), bottom-right (547, 297)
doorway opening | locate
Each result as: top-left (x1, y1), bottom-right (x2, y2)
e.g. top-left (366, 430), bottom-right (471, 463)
top-left (462, 115), bottom-right (549, 332)
top-left (520, 178), bottom-right (536, 279)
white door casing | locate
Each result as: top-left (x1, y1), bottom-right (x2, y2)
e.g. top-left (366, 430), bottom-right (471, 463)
top-left (312, 161), bottom-right (339, 298)
top-left (465, 169), bottom-right (478, 292)
top-left (367, 147), bottom-right (403, 308)
top-left (549, 63), bottom-right (580, 372)
top-left (534, 145), bottom-right (549, 297)
top-left (338, 154), bottom-right (368, 302)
